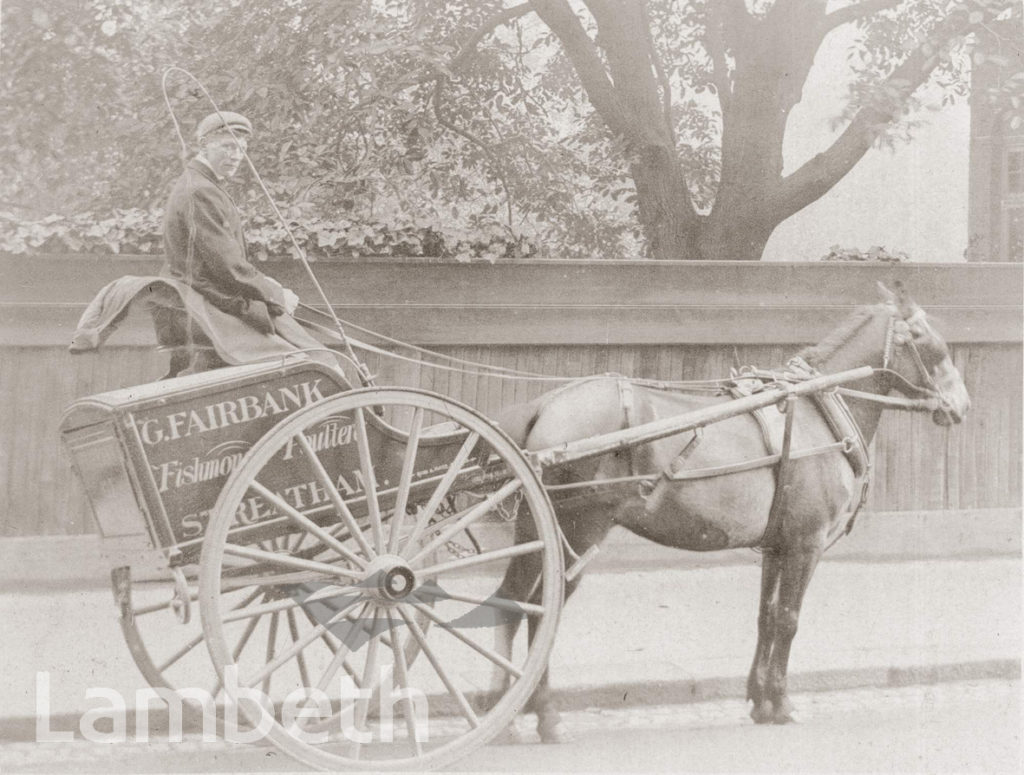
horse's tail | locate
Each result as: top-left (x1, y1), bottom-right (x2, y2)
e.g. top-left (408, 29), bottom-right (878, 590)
top-left (493, 398), bottom-right (543, 447)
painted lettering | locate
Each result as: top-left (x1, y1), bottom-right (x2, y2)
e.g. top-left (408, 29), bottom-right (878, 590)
top-left (216, 400), bottom-right (241, 428)
top-left (139, 418), bottom-right (164, 445)
top-left (166, 411), bottom-right (187, 440)
top-left (179, 509), bottom-right (209, 540)
top-left (238, 394), bottom-right (261, 423)
top-left (137, 379), bottom-right (332, 446)
top-left (261, 391), bottom-right (284, 416)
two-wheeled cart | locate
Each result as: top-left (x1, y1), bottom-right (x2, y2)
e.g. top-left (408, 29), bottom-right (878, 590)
top-left (61, 355), bottom-right (872, 770)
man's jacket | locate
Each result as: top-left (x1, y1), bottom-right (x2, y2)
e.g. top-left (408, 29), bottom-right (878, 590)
top-left (162, 159), bottom-right (285, 334)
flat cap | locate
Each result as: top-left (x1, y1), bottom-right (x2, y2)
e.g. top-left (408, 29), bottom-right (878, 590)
top-left (196, 111), bottom-right (252, 140)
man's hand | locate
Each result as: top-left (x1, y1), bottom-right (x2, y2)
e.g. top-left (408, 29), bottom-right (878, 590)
top-left (282, 288), bottom-right (300, 315)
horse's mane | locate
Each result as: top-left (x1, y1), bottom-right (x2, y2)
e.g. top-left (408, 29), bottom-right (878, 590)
top-left (796, 304), bottom-right (884, 368)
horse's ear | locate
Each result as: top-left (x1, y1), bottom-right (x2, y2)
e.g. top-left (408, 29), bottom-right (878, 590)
top-left (876, 282), bottom-right (897, 305)
top-left (891, 280), bottom-right (918, 317)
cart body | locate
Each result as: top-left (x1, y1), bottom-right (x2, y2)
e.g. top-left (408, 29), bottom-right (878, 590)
top-left (60, 361), bottom-right (352, 568)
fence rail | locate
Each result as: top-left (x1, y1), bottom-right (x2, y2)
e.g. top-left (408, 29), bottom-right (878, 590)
top-left (1, 255), bottom-right (1020, 536)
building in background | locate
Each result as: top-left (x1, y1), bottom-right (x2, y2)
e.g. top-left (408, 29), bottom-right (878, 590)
top-left (967, 13), bottom-right (1024, 263)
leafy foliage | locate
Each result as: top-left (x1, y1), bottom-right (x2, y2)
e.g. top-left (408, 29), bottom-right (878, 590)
top-left (0, 209), bottom-right (543, 261)
top-left (1, 0), bottom-right (1019, 260)
top-left (818, 244), bottom-right (909, 262)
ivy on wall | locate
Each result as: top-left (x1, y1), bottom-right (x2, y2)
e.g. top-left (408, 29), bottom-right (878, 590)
top-left (0, 209), bottom-right (540, 261)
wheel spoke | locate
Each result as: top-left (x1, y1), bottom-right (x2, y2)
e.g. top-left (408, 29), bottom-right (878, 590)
top-left (262, 612), bottom-right (280, 696)
top-left (222, 585), bottom-right (355, 624)
top-left (222, 544), bottom-right (361, 581)
top-left (386, 408), bottom-right (424, 554)
top-left (208, 601), bottom-right (264, 699)
top-left (397, 604), bottom-right (479, 730)
top-left (322, 603), bottom-right (398, 651)
top-left (409, 601), bottom-right (522, 678)
top-left (241, 597), bottom-right (363, 690)
top-left (386, 610), bottom-right (423, 754)
top-left (414, 582), bottom-right (544, 616)
top-left (220, 571), bottom-right (326, 591)
top-left (400, 431), bottom-right (481, 557)
top-left (226, 605), bottom-right (264, 689)
top-left (310, 603), bottom-right (367, 694)
top-left (290, 603), bottom-right (372, 736)
top-left (151, 587), bottom-right (263, 673)
top-left (349, 607), bottom-right (384, 760)
top-left (286, 609), bottom-right (310, 688)
top-left (249, 480), bottom-right (367, 570)
top-left (154, 630), bottom-right (204, 674)
top-left (352, 407), bottom-right (385, 554)
top-left (408, 479), bottom-right (521, 566)
top-left (294, 431), bottom-right (376, 560)
top-left (132, 587), bottom-right (198, 617)
top-left (298, 607), bottom-right (362, 687)
top-left (415, 540), bottom-right (545, 578)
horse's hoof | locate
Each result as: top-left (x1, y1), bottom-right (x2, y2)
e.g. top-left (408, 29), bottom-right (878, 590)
top-left (490, 723), bottom-right (528, 745)
top-left (538, 719), bottom-right (571, 744)
top-left (771, 702), bottom-right (796, 725)
top-left (749, 700), bottom-right (774, 725)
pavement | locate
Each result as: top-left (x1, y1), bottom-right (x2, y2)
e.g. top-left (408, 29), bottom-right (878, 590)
top-left (0, 545), bottom-right (1019, 743)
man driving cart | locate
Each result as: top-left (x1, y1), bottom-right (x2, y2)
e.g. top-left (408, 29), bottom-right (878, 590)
top-left (71, 110), bottom-right (341, 377)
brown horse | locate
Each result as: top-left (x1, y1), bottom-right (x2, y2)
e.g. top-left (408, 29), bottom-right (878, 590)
top-left (492, 283), bottom-right (970, 741)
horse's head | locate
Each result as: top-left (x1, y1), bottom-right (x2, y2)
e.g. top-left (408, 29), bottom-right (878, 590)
top-left (876, 282), bottom-right (970, 426)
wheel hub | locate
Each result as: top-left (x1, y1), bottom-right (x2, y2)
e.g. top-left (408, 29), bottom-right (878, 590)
top-left (362, 555), bottom-right (417, 602)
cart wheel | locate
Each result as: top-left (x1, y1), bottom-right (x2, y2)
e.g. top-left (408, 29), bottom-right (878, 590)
top-left (199, 388), bottom-right (563, 771)
top-left (113, 561), bottom-right (291, 730)
top-left (112, 565), bottom-right (216, 696)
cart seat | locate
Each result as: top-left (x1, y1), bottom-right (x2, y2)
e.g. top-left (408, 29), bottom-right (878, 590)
top-left (149, 302), bottom-right (227, 378)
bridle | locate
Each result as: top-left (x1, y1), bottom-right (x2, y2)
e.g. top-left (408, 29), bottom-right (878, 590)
top-left (877, 308), bottom-right (955, 419)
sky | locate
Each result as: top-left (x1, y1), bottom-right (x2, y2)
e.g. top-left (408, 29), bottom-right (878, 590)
top-left (762, 25), bottom-right (971, 262)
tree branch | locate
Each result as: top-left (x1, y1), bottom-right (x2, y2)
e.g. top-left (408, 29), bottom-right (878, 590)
top-left (775, 11), bottom-right (973, 221)
top-left (529, 0), bottom-right (662, 145)
top-left (348, 4), bottom-right (534, 111)
top-left (823, 0), bottom-right (905, 33)
top-left (450, 3), bottom-right (534, 71)
top-left (704, 2), bottom-right (733, 112)
top-left (640, 0), bottom-right (675, 144)
top-left (431, 80), bottom-right (515, 230)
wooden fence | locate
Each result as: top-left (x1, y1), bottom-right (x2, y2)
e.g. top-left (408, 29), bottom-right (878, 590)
top-left (1, 255), bottom-right (1020, 536)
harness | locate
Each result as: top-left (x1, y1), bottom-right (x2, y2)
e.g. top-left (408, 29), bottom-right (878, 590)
top-left (721, 358), bottom-right (871, 549)
top-left (543, 308), bottom-right (949, 549)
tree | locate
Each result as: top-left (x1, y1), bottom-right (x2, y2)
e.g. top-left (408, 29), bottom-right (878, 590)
top-left (443, 0), bottom-right (1019, 259)
top-left (2, 0), bottom-right (1020, 260)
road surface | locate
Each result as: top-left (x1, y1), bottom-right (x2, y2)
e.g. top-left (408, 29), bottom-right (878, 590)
top-left (1, 679), bottom-right (1018, 773)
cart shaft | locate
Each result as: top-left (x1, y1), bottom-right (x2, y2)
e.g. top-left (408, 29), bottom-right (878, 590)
top-left (529, 366), bottom-right (875, 470)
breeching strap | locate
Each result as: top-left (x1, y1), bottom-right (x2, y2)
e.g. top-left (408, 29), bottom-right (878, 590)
top-left (760, 393), bottom-right (796, 548)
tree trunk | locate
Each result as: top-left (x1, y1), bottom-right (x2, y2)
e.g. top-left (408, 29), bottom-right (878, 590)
top-left (630, 144), bottom-right (701, 260)
top-left (697, 211), bottom-right (775, 261)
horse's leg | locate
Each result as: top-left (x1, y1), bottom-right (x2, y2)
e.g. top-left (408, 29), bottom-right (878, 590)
top-left (762, 547), bottom-right (822, 724)
top-left (747, 548), bottom-right (782, 724)
top-left (525, 508), bottom-right (614, 743)
top-left (524, 574), bottom-right (582, 744)
top-left (490, 550), bottom-right (535, 743)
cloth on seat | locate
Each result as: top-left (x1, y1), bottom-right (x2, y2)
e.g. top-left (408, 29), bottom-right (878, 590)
top-left (70, 275), bottom-right (340, 369)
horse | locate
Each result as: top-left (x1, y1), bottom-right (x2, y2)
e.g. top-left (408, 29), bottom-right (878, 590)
top-left (492, 282), bottom-right (970, 742)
